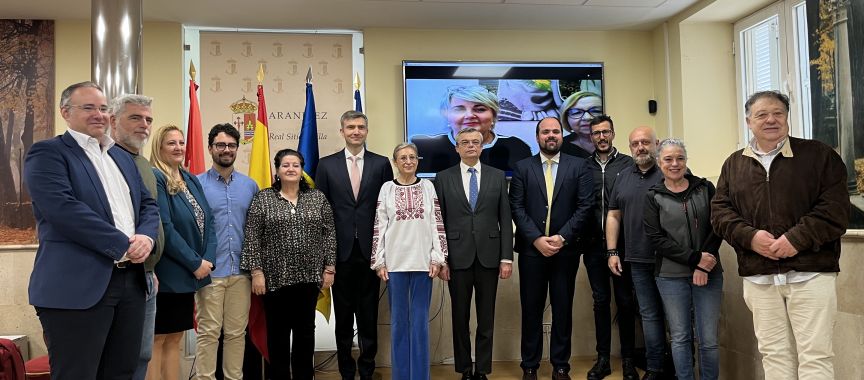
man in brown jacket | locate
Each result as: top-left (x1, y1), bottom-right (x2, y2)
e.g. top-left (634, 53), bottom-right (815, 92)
top-left (711, 91), bottom-right (850, 380)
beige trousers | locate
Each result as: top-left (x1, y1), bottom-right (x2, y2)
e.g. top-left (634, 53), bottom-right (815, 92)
top-left (194, 275), bottom-right (252, 380)
top-left (742, 273), bottom-right (837, 380)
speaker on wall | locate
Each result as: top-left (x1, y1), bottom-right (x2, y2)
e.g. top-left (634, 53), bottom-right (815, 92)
top-left (648, 99), bottom-right (657, 114)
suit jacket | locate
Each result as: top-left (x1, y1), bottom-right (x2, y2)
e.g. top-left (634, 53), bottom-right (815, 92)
top-left (153, 169), bottom-right (216, 293)
top-left (433, 163), bottom-right (513, 270)
top-left (509, 153), bottom-right (594, 257)
top-left (24, 132), bottom-right (160, 309)
top-left (412, 133), bottom-right (532, 176)
top-left (315, 149), bottom-right (393, 262)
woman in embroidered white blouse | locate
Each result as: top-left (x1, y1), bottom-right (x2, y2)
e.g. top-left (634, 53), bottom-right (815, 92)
top-left (370, 142), bottom-right (447, 380)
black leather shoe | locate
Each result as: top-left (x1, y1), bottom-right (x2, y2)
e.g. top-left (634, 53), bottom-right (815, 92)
top-left (522, 368), bottom-right (538, 380)
top-left (551, 368), bottom-right (571, 380)
top-left (461, 371), bottom-right (473, 380)
top-left (621, 357), bottom-right (639, 380)
top-left (641, 370), bottom-right (661, 380)
top-left (474, 374), bottom-right (488, 380)
top-left (587, 356), bottom-right (612, 380)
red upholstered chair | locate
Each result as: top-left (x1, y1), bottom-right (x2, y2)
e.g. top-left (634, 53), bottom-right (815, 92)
top-left (23, 355), bottom-right (49, 380)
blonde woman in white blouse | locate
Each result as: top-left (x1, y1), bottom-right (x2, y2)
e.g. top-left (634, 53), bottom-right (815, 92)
top-left (370, 142), bottom-right (447, 380)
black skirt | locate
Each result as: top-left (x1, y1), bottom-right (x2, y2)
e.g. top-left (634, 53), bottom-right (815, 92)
top-left (154, 292), bottom-right (195, 334)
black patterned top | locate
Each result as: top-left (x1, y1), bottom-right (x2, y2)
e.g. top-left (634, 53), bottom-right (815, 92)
top-left (182, 190), bottom-right (206, 245)
top-left (240, 187), bottom-right (336, 290)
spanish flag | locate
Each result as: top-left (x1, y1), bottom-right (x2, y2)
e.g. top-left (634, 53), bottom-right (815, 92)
top-left (247, 65), bottom-right (272, 361)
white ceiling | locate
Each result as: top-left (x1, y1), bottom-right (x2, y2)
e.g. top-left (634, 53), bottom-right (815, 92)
top-left (4, 0), bottom-right (711, 31)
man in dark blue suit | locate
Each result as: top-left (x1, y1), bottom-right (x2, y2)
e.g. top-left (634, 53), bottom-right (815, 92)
top-left (23, 82), bottom-right (160, 380)
top-left (315, 110), bottom-right (393, 380)
top-left (510, 117), bottom-right (593, 380)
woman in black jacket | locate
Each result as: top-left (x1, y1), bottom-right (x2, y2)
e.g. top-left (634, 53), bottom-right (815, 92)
top-left (643, 138), bottom-right (723, 380)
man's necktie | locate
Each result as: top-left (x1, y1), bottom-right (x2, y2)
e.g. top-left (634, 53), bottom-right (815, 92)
top-left (468, 167), bottom-right (478, 211)
top-left (545, 159), bottom-right (554, 235)
top-left (349, 156), bottom-right (361, 200)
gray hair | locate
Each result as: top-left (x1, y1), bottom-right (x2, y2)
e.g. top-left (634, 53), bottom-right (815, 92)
top-left (392, 142), bottom-right (418, 160)
top-left (340, 110), bottom-right (368, 127)
top-left (454, 127), bottom-right (481, 142)
top-left (657, 138), bottom-right (687, 159)
top-left (60, 81), bottom-right (103, 108)
top-left (744, 90), bottom-right (789, 117)
top-left (110, 93), bottom-right (153, 116)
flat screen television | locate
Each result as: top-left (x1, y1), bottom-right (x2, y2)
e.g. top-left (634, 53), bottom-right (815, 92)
top-left (403, 61), bottom-right (604, 177)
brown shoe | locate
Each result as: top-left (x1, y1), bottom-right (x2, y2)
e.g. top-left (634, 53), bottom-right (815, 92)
top-left (551, 368), bottom-right (571, 380)
top-left (522, 368), bottom-right (538, 380)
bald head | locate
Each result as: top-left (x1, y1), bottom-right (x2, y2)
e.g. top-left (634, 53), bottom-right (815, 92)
top-left (628, 126), bottom-right (658, 169)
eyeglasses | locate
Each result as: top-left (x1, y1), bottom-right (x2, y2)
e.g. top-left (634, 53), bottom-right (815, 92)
top-left (590, 129), bottom-right (613, 137)
top-left (396, 155), bottom-right (418, 162)
top-left (213, 143), bottom-right (239, 151)
top-left (66, 104), bottom-right (110, 114)
top-left (458, 139), bottom-right (482, 147)
top-left (566, 107), bottom-right (603, 119)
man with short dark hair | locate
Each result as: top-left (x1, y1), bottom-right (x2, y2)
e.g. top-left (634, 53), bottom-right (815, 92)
top-left (109, 93), bottom-right (165, 380)
top-left (712, 91), bottom-right (850, 379)
top-left (434, 127), bottom-right (513, 380)
top-left (316, 110), bottom-right (393, 380)
top-left (511, 117), bottom-right (593, 380)
top-left (24, 81), bottom-right (159, 379)
top-left (580, 116), bottom-right (638, 380)
top-left (605, 126), bottom-right (666, 380)
top-left (195, 123), bottom-right (259, 380)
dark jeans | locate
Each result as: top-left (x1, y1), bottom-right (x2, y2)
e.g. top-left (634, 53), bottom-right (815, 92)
top-left (629, 262), bottom-right (666, 373)
top-left (333, 241), bottom-right (380, 378)
top-left (583, 246), bottom-right (636, 358)
top-left (263, 282), bottom-right (319, 380)
top-left (37, 264), bottom-right (146, 380)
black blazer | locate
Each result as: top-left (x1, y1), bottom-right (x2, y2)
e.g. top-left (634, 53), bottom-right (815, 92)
top-left (509, 153), bottom-right (594, 257)
top-left (433, 163), bottom-right (514, 270)
top-left (316, 149), bottom-right (394, 262)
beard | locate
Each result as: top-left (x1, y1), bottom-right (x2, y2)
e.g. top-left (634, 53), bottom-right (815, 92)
top-left (594, 140), bottom-right (612, 154)
top-left (539, 138), bottom-right (561, 156)
top-left (213, 153), bottom-right (236, 168)
top-left (634, 151), bottom-right (655, 167)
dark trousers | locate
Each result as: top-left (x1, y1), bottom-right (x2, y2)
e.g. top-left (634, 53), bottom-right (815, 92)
top-left (333, 239), bottom-right (381, 378)
top-left (448, 257), bottom-right (499, 375)
top-left (263, 282), bottom-right (319, 380)
top-left (36, 264), bottom-right (146, 380)
top-left (583, 244), bottom-right (636, 358)
top-left (518, 252), bottom-right (579, 371)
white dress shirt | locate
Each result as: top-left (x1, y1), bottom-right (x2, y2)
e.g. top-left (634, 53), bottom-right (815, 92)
top-left (68, 129), bottom-right (137, 261)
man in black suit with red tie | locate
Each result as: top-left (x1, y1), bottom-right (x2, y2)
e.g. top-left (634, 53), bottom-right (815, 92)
top-left (434, 127), bottom-right (513, 380)
top-left (315, 110), bottom-right (393, 380)
top-left (510, 117), bottom-right (593, 380)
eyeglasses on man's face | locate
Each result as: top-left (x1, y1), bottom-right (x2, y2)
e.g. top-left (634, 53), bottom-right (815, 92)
top-left (213, 143), bottom-right (239, 151)
top-left (590, 129), bottom-right (613, 137)
top-left (66, 104), bottom-right (110, 114)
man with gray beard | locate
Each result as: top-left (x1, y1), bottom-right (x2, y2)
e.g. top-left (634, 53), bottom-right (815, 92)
top-left (109, 94), bottom-right (165, 380)
top-left (605, 127), bottom-right (666, 380)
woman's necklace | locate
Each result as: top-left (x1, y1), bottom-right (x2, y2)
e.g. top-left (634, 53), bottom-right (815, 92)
top-left (279, 190), bottom-right (298, 213)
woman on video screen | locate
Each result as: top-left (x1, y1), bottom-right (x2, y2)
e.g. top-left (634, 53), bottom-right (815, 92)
top-left (411, 85), bottom-right (531, 175)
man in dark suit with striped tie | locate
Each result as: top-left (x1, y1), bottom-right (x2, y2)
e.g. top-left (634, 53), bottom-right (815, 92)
top-left (434, 127), bottom-right (513, 380)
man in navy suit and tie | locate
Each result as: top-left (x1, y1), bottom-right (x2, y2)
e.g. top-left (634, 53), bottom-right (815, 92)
top-left (23, 81), bottom-right (160, 380)
top-left (434, 127), bottom-right (513, 380)
top-left (315, 110), bottom-right (393, 380)
top-left (510, 117), bottom-right (593, 380)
